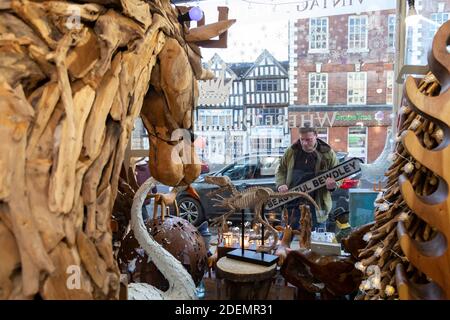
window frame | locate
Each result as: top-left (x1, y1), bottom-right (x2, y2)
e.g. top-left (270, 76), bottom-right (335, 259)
top-left (347, 15), bottom-right (369, 52)
top-left (388, 14), bottom-right (396, 51)
top-left (309, 17), bottom-right (329, 53)
top-left (308, 72), bottom-right (328, 105)
top-left (347, 126), bottom-right (368, 163)
top-left (347, 72), bottom-right (367, 105)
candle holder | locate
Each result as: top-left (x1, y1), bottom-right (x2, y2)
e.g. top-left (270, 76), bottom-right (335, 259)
top-left (226, 208), bottom-right (278, 266)
top-left (223, 232), bottom-right (233, 247)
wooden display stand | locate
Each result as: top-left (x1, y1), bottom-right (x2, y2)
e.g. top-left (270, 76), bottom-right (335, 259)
top-left (396, 20), bottom-right (450, 300)
top-left (216, 256), bottom-right (276, 300)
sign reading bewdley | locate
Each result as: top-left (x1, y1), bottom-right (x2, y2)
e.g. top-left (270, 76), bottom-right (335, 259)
top-left (265, 158), bottom-right (363, 211)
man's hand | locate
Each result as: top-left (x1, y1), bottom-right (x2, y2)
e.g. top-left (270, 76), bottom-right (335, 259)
top-left (325, 178), bottom-right (337, 190)
top-left (277, 185), bottom-right (288, 193)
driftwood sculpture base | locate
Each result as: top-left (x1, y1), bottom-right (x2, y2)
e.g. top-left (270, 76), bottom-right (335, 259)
top-left (216, 256), bottom-right (276, 300)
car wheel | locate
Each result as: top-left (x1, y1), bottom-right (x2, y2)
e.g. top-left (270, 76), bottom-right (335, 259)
top-left (178, 197), bottom-right (204, 226)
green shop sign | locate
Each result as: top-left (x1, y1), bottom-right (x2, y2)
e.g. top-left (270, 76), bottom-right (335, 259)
top-left (335, 113), bottom-right (373, 122)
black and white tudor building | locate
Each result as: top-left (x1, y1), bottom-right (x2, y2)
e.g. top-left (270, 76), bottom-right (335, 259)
top-left (195, 50), bottom-right (290, 165)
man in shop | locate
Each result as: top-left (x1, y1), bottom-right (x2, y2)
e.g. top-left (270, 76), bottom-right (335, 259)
top-left (275, 125), bottom-right (339, 230)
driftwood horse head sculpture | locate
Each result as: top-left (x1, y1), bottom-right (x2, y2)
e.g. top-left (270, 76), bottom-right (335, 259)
top-left (0, 0), bottom-right (234, 300)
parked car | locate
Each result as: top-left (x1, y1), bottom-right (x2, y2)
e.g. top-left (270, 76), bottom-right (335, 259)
top-left (177, 152), bottom-right (360, 226)
top-left (200, 156), bottom-right (210, 174)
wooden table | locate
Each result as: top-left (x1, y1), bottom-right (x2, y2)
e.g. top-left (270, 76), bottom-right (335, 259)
top-left (216, 256), bottom-right (277, 300)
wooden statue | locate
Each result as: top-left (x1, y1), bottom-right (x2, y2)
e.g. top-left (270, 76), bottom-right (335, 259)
top-left (280, 224), bottom-right (368, 300)
top-left (299, 205), bottom-right (312, 249)
top-left (355, 21), bottom-right (450, 300)
top-left (274, 207), bottom-right (300, 266)
top-left (395, 20), bottom-right (450, 300)
top-left (0, 0), bottom-right (234, 299)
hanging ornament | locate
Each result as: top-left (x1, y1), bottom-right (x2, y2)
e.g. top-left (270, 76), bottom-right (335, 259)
top-left (355, 261), bottom-right (366, 272)
top-left (400, 105), bottom-right (410, 114)
top-left (374, 246), bottom-right (383, 257)
top-left (399, 211), bottom-right (410, 221)
top-left (385, 285), bottom-right (396, 296)
top-left (434, 128), bottom-right (444, 141)
top-left (403, 162), bottom-right (415, 173)
top-left (410, 119), bottom-right (421, 130)
top-left (363, 232), bottom-right (372, 242)
top-left (360, 280), bottom-right (371, 291)
top-left (378, 202), bottom-right (390, 212)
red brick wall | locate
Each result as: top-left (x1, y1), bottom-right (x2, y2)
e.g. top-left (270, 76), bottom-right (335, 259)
top-left (328, 127), bottom-right (348, 153)
top-left (293, 10), bottom-right (396, 105)
top-left (291, 126), bottom-right (387, 163)
top-left (367, 126), bottom-right (388, 163)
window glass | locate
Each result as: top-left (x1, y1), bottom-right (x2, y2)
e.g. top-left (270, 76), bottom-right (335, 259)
top-left (309, 17), bottom-right (328, 50)
top-left (259, 156), bottom-right (281, 177)
top-left (348, 127), bottom-right (367, 163)
top-left (348, 16), bottom-right (368, 51)
top-left (222, 157), bottom-right (258, 180)
top-left (347, 72), bottom-right (367, 104)
top-left (309, 73), bottom-right (328, 105)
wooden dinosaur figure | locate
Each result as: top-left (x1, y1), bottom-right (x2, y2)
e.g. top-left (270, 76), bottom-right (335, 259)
top-left (204, 175), bottom-right (319, 253)
top-left (274, 207), bottom-right (301, 265)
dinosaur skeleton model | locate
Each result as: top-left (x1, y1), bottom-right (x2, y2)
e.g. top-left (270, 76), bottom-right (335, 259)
top-left (204, 175), bottom-right (319, 253)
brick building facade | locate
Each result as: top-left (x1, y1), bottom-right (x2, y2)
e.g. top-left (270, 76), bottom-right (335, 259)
top-left (289, 6), bottom-right (396, 163)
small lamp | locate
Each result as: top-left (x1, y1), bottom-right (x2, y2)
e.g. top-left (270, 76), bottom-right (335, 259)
top-left (178, 6), bottom-right (204, 24)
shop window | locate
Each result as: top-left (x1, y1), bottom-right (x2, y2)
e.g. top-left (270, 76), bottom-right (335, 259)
top-left (309, 73), bottom-right (328, 105)
top-left (348, 127), bottom-right (367, 163)
top-left (309, 17), bottom-right (329, 52)
top-left (347, 72), bottom-right (367, 105)
top-left (348, 16), bottom-right (368, 51)
top-left (386, 71), bottom-right (394, 105)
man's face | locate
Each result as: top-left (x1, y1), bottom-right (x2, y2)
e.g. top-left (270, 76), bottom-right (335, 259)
top-left (300, 131), bottom-right (317, 152)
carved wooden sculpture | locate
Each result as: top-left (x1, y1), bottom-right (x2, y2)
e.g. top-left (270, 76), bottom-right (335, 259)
top-left (0, 0), bottom-right (234, 299)
top-left (274, 207), bottom-right (300, 266)
top-left (395, 21), bottom-right (450, 300)
top-left (281, 225), bottom-right (368, 300)
top-left (356, 21), bottom-right (449, 300)
top-left (204, 175), bottom-right (319, 253)
top-left (299, 205), bottom-right (312, 249)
